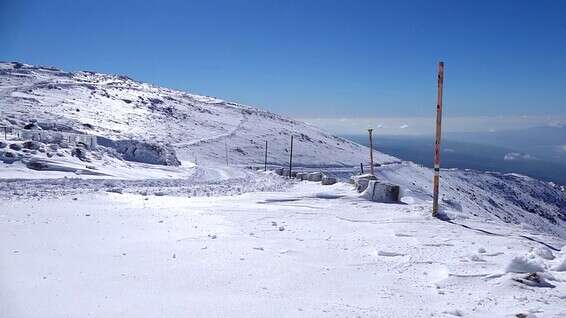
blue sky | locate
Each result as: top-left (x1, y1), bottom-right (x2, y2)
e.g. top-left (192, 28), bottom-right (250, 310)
top-left (1, 0), bottom-right (565, 133)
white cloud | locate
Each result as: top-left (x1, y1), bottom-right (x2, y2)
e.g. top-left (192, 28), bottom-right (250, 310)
top-left (298, 115), bottom-right (566, 135)
top-left (547, 121), bottom-right (565, 128)
top-left (504, 152), bottom-right (537, 161)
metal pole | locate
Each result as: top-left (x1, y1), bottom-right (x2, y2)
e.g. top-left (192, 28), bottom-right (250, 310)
top-left (264, 140), bottom-right (268, 171)
top-left (224, 140), bottom-right (229, 166)
top-left (368, 128), bottom-right (374, 175)
top-left (288, 135), bottom-right (294, 178)
top-left (432, 61), bottom-right (445, 217)
top-left (360, 163), bottom-right (364, 174)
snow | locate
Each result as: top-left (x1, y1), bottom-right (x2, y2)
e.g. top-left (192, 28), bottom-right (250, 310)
top-left (1, 181), bottom-right (565, 317)
top-left (0, 62), bottom-right (398, 171)
top-left (553, 256), bottom-right (566, 272)
top-left (2, 61), bottom-right (566, 317)
top-left (505, 256), bottom-right (545, 273)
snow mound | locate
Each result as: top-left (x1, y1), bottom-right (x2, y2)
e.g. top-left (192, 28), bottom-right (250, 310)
top-left (552, 256), bottom-right (566, 271)
top-left (505, 255), bottom-right (545, 273)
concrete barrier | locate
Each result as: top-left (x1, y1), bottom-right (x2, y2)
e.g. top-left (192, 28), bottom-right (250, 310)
top-left (351, 174), bottom-right (378, 192)
top-left (308, 172), bottom-right (323, 182)
top-left (361, 180), bottom-right (400, 203)
top-left (321, 176), bottom-right (337, 185)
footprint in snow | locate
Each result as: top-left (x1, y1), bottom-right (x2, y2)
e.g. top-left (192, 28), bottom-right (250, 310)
top-left (394, 233), bottom-right (412, 237)
top-left (377, 250), bottom-right (405, 257)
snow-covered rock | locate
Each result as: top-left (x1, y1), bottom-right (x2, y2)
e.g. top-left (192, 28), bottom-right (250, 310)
top-left (505, 255), bottom-right (545, 273)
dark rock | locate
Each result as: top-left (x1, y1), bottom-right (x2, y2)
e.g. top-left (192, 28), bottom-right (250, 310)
top-left (9, 143), bottom-right (22, 151)
top-left (23, 122), bottom-right (40, 130)
top-left (71, 147), bottom-right (90, 162)
top-left (22, 140), bottom-right (40, 150)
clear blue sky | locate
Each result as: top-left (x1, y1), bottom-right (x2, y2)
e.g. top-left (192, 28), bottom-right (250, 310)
top-left (1, 0), bottom-right (565, 120)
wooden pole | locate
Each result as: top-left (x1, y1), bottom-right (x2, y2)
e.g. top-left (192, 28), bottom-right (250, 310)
top-left (264, 140), bottom-right (268, 171)
top-left (288, 135), bottom-right (294, 178)
top-left (432, 61), bottom-right (445, 217)
top-left (368, 128), bottom-right (374, 175)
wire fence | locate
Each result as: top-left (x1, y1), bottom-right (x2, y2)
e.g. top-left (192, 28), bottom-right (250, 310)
top-left (0, 126), bottom-right (98, 149)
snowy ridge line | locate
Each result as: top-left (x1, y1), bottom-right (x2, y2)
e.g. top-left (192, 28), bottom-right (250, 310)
top-left (1, 61), bottom-right (398, 167)
top-left (0, 169), bottom-right (294, 200)
top-left (443, 218), bottom-right (562, 251)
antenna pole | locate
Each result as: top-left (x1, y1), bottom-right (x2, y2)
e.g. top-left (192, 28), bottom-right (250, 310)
top-left (264, 140), bottom-right (268, 171)
top-left (368, 128), bottom-right (374, 175)
top-left (225, 140), bottom-right (229, 166)
top-left (288, 135), bottom-right (294, 178)
top-left (432, 61), bottom-right (445, 217)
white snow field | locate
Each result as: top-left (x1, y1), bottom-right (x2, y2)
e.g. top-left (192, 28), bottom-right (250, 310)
top-left (1, 61), bottom-right (566, 317)
top-left (1, 179), bottom-right (566, 317)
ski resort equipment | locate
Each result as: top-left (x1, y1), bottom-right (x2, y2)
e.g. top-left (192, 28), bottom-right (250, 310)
top-left (432, 61), bottom-right (445, 217)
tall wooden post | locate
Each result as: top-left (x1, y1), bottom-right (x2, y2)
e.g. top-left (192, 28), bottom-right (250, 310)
top-left (264, 140), bottom-right (268, 171)
top-left (288, 135), bottom-right (294, 178)
top-left (432, 61), bottom-right (445, 217)
top-left (368, 128), bottom-right (374, 175)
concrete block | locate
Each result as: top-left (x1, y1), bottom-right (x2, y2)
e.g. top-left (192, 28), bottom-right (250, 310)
top-left (361, 180), bottom-right (400, 203)
top-left (321, 176), bottom-right (337, 185)
top-left (308, 172), bottom-right (323, 182)
top-left (351, 174), bottom-right (378, 192)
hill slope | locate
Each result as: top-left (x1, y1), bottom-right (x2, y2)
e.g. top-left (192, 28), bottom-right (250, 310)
top-left (0, 61), bottom-right (396, 168)
top-left (1, 61), bottom-right (565, 240)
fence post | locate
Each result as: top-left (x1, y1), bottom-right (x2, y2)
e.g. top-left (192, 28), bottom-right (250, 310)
top-left (288, 135), bottom-right (294, 178)
top-left (432, 61), bottom-right (445, 217)
top-left (264, 140), bottom-right (268, 171)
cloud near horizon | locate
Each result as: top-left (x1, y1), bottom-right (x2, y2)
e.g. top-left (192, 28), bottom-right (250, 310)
top-left (300, 115), bottom-right (566, 135)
